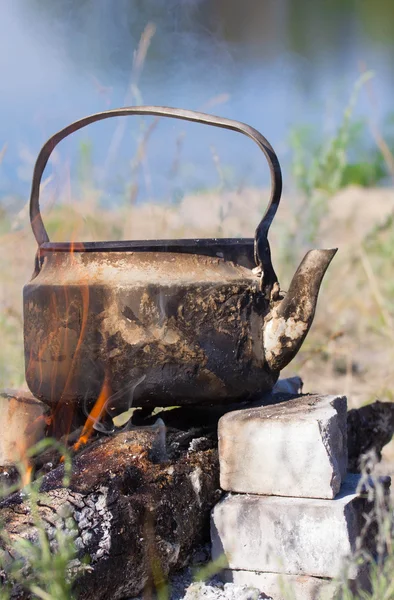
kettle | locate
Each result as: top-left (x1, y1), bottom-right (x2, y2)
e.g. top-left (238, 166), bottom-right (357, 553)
top-left (23, 107), bottom-right (336, 413)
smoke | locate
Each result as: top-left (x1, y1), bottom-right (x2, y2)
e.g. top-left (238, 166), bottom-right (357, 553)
top-left (86, 374), bottom-right (147, 434)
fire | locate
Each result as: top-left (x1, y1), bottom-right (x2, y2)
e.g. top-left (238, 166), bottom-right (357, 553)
top-left (16, 437), bottom-right (34, 487)
top-left (22, 464), bottom-right (33, 487)
top-left (50, 239), bottom-right (90, 441)
top-left (27, 176), bottom-right (119, 448)
top-left (25, 237), bottom-right (91, 442)
top-left (73, 374), bottom-right (112, 451)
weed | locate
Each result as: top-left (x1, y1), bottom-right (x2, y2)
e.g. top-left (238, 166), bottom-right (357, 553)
top-left (0, 440), bottom-right (79, 600)
top-left (336, 453), bottom-right (394, 600)
top-left (288, 71), bottom-right (374, 250)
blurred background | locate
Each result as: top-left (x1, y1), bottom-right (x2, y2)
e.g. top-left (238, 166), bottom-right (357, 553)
top-left (2, 0), bottom-right (394, 204)
top-left (0, 1), bottom-right (393, 464)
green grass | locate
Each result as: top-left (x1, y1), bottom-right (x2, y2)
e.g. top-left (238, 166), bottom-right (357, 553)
top-left (0, 440), bottom-right (78, 600)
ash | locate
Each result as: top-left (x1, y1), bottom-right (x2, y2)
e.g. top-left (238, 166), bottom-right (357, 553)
top-left (134, 576), bottom-right (265, 600)
top-left (172, 579), bottom-right (265, 600)
top-left (133, 546), bottom-right (266, 600)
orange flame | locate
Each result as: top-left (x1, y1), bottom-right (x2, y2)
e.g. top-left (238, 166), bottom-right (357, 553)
top-left (25, 238), bottom-right (90, 441)
top-left (22, 465), bottom-right (33, 487)
top-left (50, 240), bottom-right (90, 440)
top-left (73, 374), bottom-right (111, 452)
top-left (16, 437), bottom-right (34, 487)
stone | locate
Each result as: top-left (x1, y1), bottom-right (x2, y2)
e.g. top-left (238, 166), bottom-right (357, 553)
top-left (0, 389), bottom-right (48, 466)
top-left (211, 474), bottom-right (378, 579)
top-left (183, 581), bottom-right (264, 600)
top-left (218, 394), bottom-right (347, 499)
top-left (222, 571), bottom-right (339, 600)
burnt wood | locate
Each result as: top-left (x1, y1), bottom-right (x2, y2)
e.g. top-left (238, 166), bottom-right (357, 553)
top-left (347, 400), bottom-right (394, 473)
top-left (0, 424), bottom-right (220, 600)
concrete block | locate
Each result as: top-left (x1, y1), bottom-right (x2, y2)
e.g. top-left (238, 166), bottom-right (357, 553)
top-left (222, 571), bottom-right (339, 600)
top-left (219, 394), bottom-right (347, 498)
top-left (0, 390), bottom-right (48, 466)
top-left (211, 474), bottom-right (373, 579)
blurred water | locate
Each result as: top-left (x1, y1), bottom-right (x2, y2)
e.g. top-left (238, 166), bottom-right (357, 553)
top-left (1, 0), bottom-right (394, 210)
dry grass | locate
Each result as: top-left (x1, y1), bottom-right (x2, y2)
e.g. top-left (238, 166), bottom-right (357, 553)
top-left (0, 182), bottom-right (393, 599)
top-left (1, 183), bottom-right (393, 403)
top-left (2, 182), bottom-right (394, 479)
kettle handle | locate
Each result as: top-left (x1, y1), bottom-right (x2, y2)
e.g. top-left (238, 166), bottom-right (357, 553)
top-left (29, 106), bottom-right (282, 297)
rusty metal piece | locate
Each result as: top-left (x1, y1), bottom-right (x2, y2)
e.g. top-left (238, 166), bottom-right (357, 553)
top-left (23, 106), bottom-right (336, 412)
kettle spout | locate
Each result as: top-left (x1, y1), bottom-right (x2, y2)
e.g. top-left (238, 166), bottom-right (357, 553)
top-left (264, 248), bottom-right (337, 372)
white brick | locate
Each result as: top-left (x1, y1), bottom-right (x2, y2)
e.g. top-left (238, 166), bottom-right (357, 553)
top-left (211, 475), bottom-right (372, 579)
top-left (219, 394), bottom-right (347, 498)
